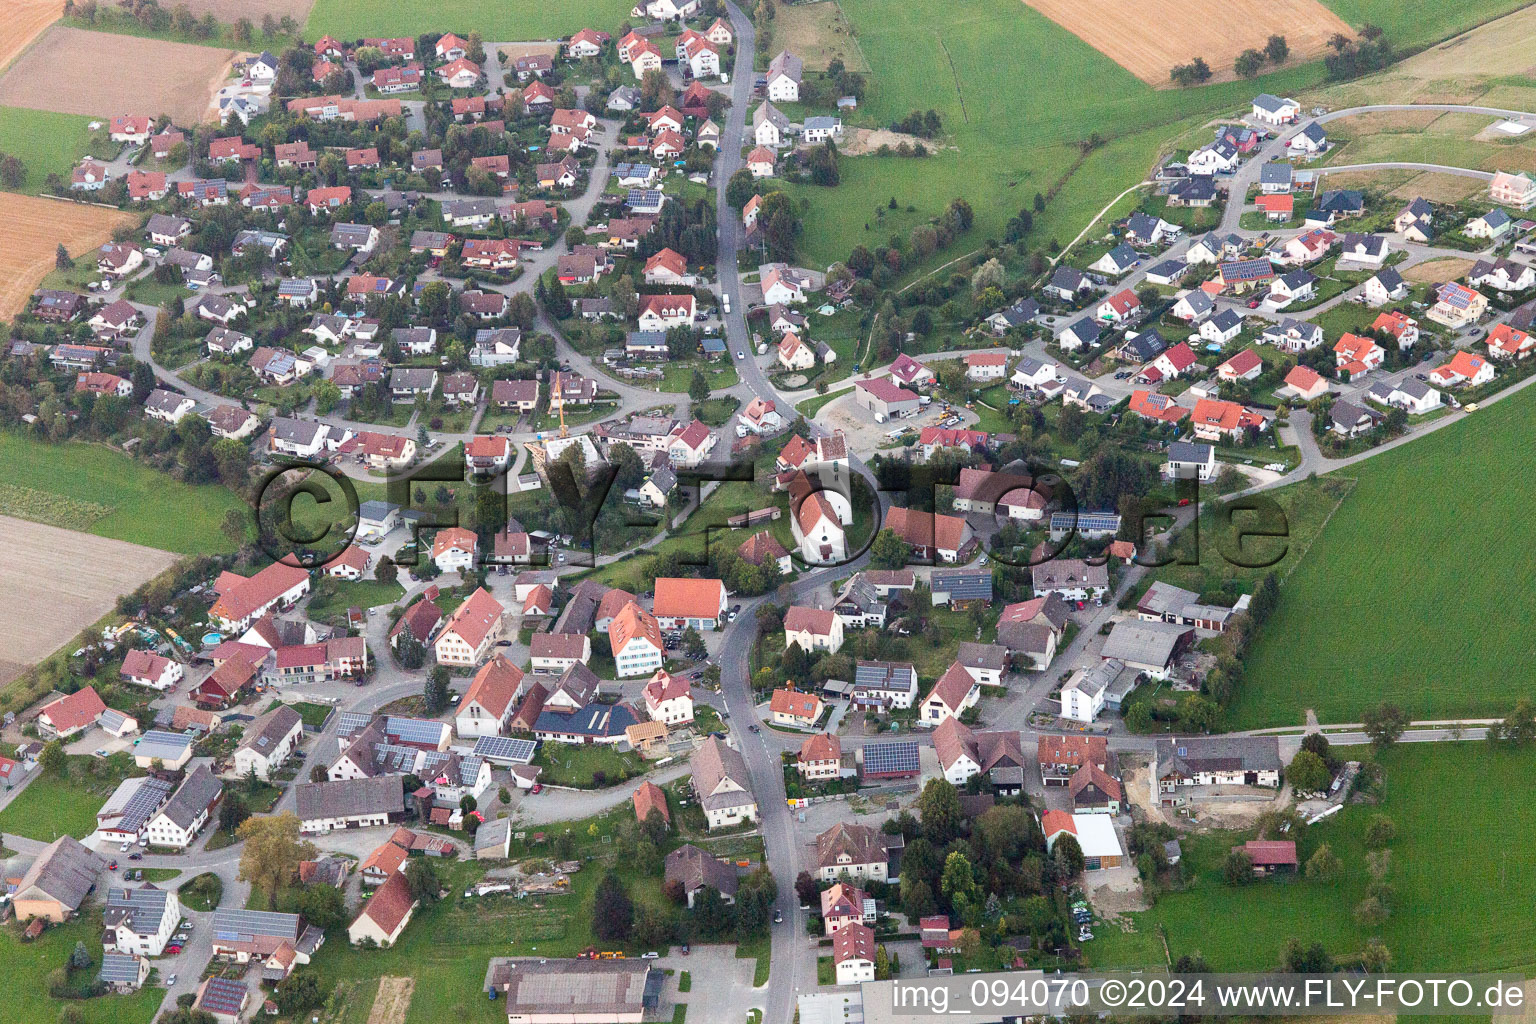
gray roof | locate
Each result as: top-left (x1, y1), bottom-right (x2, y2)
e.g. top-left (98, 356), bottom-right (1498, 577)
top-left (145, 389), bottom-right (192, 415)
top-left (156, 764), bottom-right (223, 831)
top-left (211, 907), bottom-right (302, 943)
top-left (1180, 290), bottom-right (1214, 314)
top-left (1066, 659), bottom-right (1120, 700)
top-left (99, 953), bottom-right (145, 985)
top-left (768, 50), bottom-right (803, 83)
top-left (474, 816), bottom-right (512, 853)
top-left (931, 569), bottom-right (992, 601)
top-left (1102, 243), bottom-right (1138, 268)
top-left (1259, 162), bottom-right (1291, 184)
top-left (1047, 266), bottom-right (1086, 292)
top-left (1061, 317), bottom-right (1101, 344)
top-left (331, 223), bottom-right (374, 245)
top-left (1396, 376), bottom-right (1437, 400)
top-left (752, 101), bottom-right (789, 130)
top-left (358, 500), bottom-right (398, 522)
top-left (294, 774), bottom-right (404, 822)
top-left (1138, 580), bottom-right (1200, 617)
top-left (491, 959), bottom-right (660, 1015)
top-left (1373, 265), bottom-right (1404, 289)
top-left (665, 843), bottom-right (739, 897)
top-left (1277, 269), bottom-right (1315, 290)
top-left (269, 417), bottom-right (327, 446)
top-left (1208, 308), bottom-right (1242, 332)
top-left (1155, 735), bottom-right (1282, 777)
top-left (1298, 121), bottom-right (1327, 143)
top-left (853, 660), bottom-right (915, 691)
top-left (1331, 398), bottom-right (1380, 431)
top-left (135, 729), bottom-right (192, 762)
top-left (1098, 619), bottom-right (1192, 668)
top-left (1252, 93), bottom-right (1291, 113)
top-left (144, 213), bottom-right (189, 237)
top-left (956, 641), bottom-right (1007, 672)
top-left (390, 367), bottom-right (437, 389)
top-left (1166, 441), bottom-right (1213, 464)
top-left (1482, 208), bottom-right (1512, 228)
top-left (15, 836), bottom-right (105, 911)
top-left (237, 705), bottom-right (303, 758)
top-left (104, 884), bottom-right (173, 935)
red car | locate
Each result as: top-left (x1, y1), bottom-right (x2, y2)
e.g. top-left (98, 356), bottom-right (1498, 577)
top-left (108, 860), bottom-right (118, 871)
top-left (1178, 498), bottom-right (1191, 506)
top-left (165, 945), bottom-right (182, 955)
top-left (530, 784), bottom-right (543, 794)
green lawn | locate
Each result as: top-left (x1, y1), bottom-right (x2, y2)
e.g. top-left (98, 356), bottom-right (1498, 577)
top-left (0, 432), bottom-right (248, 554)
top-left (1231, 383), bottom-right (1536, 727)
top-left (0, 772), bottom-right (110, 841)
top-left (268, 699), bottom-right (334, 730)
top-left (1088, 743), bottom-right (1536, 973)
top-left (307, 578), bottom-right (405, 620)
top-left (177, 873), bottom-right (225, 912)
top-left (306, 0), bottom-right (633, 41)
top-left (532, 742), bottom-right (647, 788)
top-left (0, 916), bottom-right (165, 1024)
top-left (0, 106), bottom-right (110, 194)
top-left (1319, 0), bottom-right (1536, 50)
top-left (592, 481), bottom-right (785, 593)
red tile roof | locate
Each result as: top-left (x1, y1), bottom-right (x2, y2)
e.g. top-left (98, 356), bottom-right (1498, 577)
top-left (632, 780), bottom-right (670, 825)
top-left (770, 688), bottom-right (821, 721)
top-left (653, 578), bottom-right (724, 621)
top-left (460, 654), bottom-right (524, 719)
top-left (439, 587), bottom-right (504, 649)
top-left (40, 686), bottom-right (106, 733)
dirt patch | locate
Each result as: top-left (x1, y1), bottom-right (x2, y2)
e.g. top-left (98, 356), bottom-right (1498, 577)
top-left (366, 976), bottom-right (414, 1024)
top-left (0, 193), bottom-right (133, 320)
top-left (499, 41), bottom-right (560, 60)
top-left (775, 0), bottom-right (868, 73)
top-left (1326, 110), bottom-right (1442, 138)
top-left (0, 515), bottom-right (179, 685)
top-left (0, 0), bottom-right (62, 75)
top-left (815, 387), bottom-right (975, 451)
top-left (1402, 257), bottom-right (1477, 284)
top-left (0, 26), bottom-right (235, 125)
top-left (839, 126), bottom-right (947, 157)
top-left (1023, 0), bottom-right (1353, 87)
top-left (1087, 872), bottom-right (1151, 924)
top-left (167, 0), bottom-right (313, 20)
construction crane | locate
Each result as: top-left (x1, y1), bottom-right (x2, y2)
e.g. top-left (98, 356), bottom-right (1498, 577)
top-left (552, 371), bottom-right (568, 437)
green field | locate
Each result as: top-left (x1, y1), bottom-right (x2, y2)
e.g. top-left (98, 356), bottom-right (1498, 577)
top-left (0, 772), bottom-right (110, 841)
top-left (783, 0), bottom-right (1320, 273)
top-left (306, 0), bottom-right (633, 42)
top-left (1320, 0), bottom-right (1536, 50)
top-left (1089, 743), bottom-right (1536, 973)
top-left (0, 432), bottom-right (248, 554)
top-left (0, 915), bottom-right (165, 1024)
top-left (0, 106), bottom-right (108, 194)
top-left (1231, 383), bottom-right (1536, 728)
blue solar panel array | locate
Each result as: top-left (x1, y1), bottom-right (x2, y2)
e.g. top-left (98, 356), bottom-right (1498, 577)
top-left (862, 740), bottom-right (921, 776)
top-left (1049, 511), bottom-right (1121, 534)
top-left (385, 716), bottom-right (447, 746)
top-left (473, 736), bottom-right (538, 764)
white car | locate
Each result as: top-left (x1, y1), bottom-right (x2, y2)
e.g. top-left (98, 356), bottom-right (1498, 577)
top-left (642, 951), bottom-right (660, 959)
top-left (119, 842), bottom-right (130, 852)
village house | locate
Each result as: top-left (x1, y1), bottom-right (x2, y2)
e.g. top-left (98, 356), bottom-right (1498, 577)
top-left (814, 821), bottom-right (900, 883)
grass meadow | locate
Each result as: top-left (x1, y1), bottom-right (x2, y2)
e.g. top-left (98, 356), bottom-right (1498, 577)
top-left (0, 770), bottom-right (105, 841)
top-left (1230, 382), bottom-right (1536, 728)
top-left (0, 106), bottom-right (107, 194)
top-left (0, 431), bottom-right (249, 555)
top-left (306, 0), bottom-right (634, 42)
top-left (0, 915), bottom-right (165, 1024)
top-left (1088, 743), bottom-right (1536, 973)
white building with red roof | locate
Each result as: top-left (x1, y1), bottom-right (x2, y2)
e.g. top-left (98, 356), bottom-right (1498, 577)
top-left (1216, 348), bottom-right (1263, 383)
top-left (433, 588), bottom-right (505, 667)
top-left (920, 662), bottom-right (981, 726)
top-left (642, 670), bottom-right (694, 725)
top-left (739, 396), bottom-right (781, 434)
top-left (638, 293), bottom-right (696, 331)
top-left (119, 650), bottom-right (183, 691)
top-left (210, 563), bottom-right (311, 632)
top-left (889, 353), bottom-right (935, 388)
top-left (784, 606), bottom-right (843, 653)
top-left (964, 351), bottom-right (1008, 381)
top-left (667, 419), bottom-right (716, 467)
top-left (431, 527), bottom-right (478, 572)
top-left (832, 921), bottom-right (876, 984)
top-left (454, 654), bottom-right (525, 737)
top-left (654, 578), bottom-right (727, 631)
top-left (37, 686), bottom-right (109, 739)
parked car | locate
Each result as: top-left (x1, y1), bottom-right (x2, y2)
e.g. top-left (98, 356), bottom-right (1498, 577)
top-left (530, 784), bottom-right (543, 794)
top-left (165, 945), bottom-right (182, 955)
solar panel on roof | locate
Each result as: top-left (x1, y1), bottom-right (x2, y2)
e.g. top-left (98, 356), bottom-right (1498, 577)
top-left (473, 736), bottom-right (537, 764)
top-left (336, 711), bottom-right (372, 735)
top-left (862, 740), bottom-right (920, 775)
top-left (385, 716), bottom-right (446, 745)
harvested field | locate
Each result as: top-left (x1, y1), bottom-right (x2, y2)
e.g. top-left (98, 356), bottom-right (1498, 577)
top-left (775, 1), bottom-right (869, 72)
top-left (1392, 171), bottom-right (1486, 203)
top-left (366, 977), bottom-right (414, 1024)
top-left (498, 42), bottom-right (560, 61)
top-left (162, 0), bottom-right (314, 21)
top-left (0, 193), bottom-right (132, 320)
top-left (0, 0), bottom-right (61, 75)
top-left (1021, 0), bottom-right (1353, 86)
top-left (0, 516), bottom-right (178, 687)
top-left (0, 26), bottom-right (234, 125)
top-left (1402, 257), bottom-right (1476, 284)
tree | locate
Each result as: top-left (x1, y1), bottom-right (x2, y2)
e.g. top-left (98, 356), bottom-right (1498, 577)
top-left (0, 153), bottom-right (25, 190)
top-left (424, 666), bottom-right (450, 715)
top-left (294, 884), bottom-right (346, 931)
top-left (236, 813), bottom-right (315, 909)
top-left (593, 871), bottom-right (634, 941)
top-left (69, 940), bottom-right (92, 970)
top-left (1286, 749), bottom-right (1331, 794)
top-left (1265, 34), bottom-right (1290, 62)
top-left (900, 877), bottom-right (936, 918)
top-left (1354, 895), bottom-right (1388, 928)
top-left (1362, 702), bottom-right (1408, 752)
top-left (1280, 938), bottom-right (1331, 973)
top-left (55, 244), bottom-right (73, 269)
top-left (1364, 815), bottom-right (1396, 849)
top-left (1304, 842), bottom-right (1341, 881)
top-left (1052, 833), bottom-right (1084, 877)
top-left (939, 851), bottom-right (979, 917)
top-left (1361, 937), bottom-right (1391, 972)
top-left (688, 369), bottom-right (710, 403)
top-left (39, 739), bottom-right (67, 777)
top-left (1223, 849), bottom-right (1253, 885)
top-left (869, 528), bottom-right (910, 569)
top-left (725, 168), bottom-right (757, 210)
top-left (404, 857), bottom-right (442, 903)
top-left (757, 191), bottom-right (802, 263)
top-left (1234, 48), bottom-right (1265, 78)
top-left (917, 778), bottom-right (962, 846)
top-left (970, 258), bottom-right (1006, 295)
top-left (1487, 696), bottom-right (1536, 748)
top-left (375, 560), bottom-right (398, 587)
top-left (218, 791), bottom-right (250, 834)
top-left (795, 871), bottom-right (819, 907)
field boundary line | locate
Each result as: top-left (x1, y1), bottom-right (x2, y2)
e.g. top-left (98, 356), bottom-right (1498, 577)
top-left (935, 37), bottom-right (967, 122)
top-left (831, 0), bottom-right (873, 75)
top-left (1279, 476), bottom-right (1357, 582)
top-left (1053, 180), bottom-right (1154, 267)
